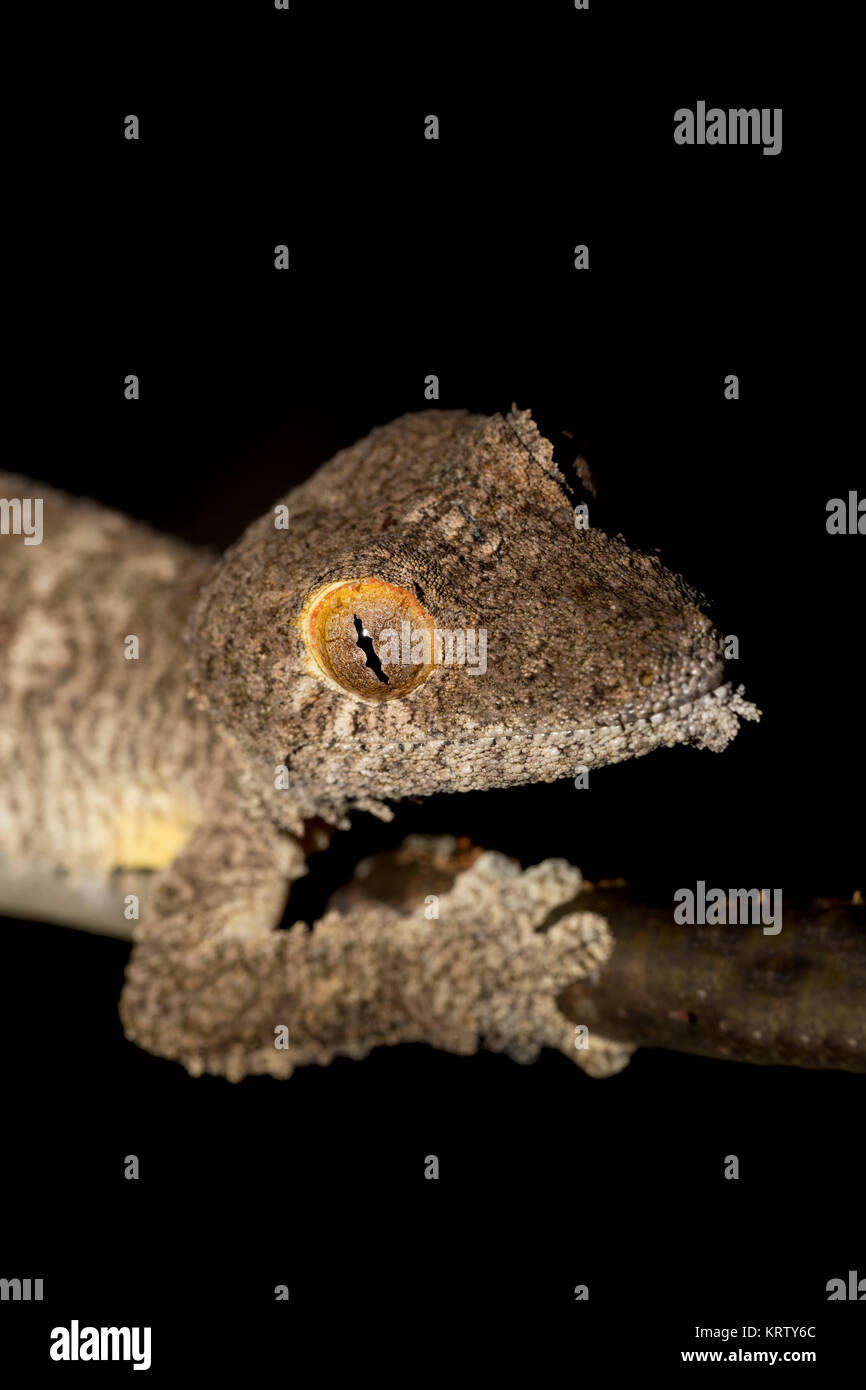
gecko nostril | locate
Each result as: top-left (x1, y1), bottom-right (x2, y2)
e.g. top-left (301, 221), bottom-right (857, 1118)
top-left (353, 616), bottom-right (389, 685)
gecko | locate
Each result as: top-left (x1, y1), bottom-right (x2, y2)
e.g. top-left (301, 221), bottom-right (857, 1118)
top-left (0, 408), bottom-right (760, 1081)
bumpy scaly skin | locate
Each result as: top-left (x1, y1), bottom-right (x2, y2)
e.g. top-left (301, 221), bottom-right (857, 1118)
top-left (0, 412), bottom-right (759, 1079)
top-left (0, 473), bottom-right (223, 875)
top-left (189, 409), bottom-right (759, 832)
top-left (120, 835), bottom-right (628, 1082)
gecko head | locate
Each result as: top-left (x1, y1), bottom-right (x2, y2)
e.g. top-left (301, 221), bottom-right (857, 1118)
top-left (188, 409), bottom-right (759, 829)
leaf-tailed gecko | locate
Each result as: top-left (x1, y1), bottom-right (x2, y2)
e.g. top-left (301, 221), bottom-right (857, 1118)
top-left (0, 409), bottom-right (760, 1080)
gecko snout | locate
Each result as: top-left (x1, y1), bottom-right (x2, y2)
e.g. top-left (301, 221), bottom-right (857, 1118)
top-left (629, 620), bottom-right (726, 717)
top-left (581, 601), bottom-right (726, 727)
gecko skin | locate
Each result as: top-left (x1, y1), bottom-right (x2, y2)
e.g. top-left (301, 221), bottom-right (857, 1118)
top-left (0, 410), bottom-right (759, 1080)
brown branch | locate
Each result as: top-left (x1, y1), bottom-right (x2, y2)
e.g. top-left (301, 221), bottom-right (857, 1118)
top-left (328, 838), bottom-right (866, 1074)
top-left (558, 883), bottom-right (866, 1073)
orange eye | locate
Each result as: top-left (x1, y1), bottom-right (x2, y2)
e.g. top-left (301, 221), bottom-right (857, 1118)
top-left (299, 577), bottom-right (436, 702)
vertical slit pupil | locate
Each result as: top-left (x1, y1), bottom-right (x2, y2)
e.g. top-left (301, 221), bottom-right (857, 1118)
top-left (353, 615), bottom-right (390, 684)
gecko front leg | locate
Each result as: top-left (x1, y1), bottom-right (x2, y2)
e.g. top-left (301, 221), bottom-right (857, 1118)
top-left (119, 808), bottom-right (305, 1080)
top-left (120, 811), bottom-right (631, 1082)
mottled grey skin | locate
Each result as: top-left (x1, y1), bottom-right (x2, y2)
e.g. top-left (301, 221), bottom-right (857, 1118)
top-left (0, 478), bottom-right (219, 878)
top-left (190, 409), bottom-right (757, 832)
top-left (0, 411), bottom-right (759, 1079)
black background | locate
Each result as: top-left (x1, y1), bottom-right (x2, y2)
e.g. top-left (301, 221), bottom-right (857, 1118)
top-left (3, 0), bottom-right (862, 1375)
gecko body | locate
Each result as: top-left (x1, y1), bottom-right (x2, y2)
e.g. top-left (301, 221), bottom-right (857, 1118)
top-left (0, 410), bottom-right (759, 1079)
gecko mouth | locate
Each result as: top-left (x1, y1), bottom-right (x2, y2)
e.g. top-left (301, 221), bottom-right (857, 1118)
top-left (573, 679), bottom-right (760, 758)
top-left (599, 671), bottom-right (728, 730)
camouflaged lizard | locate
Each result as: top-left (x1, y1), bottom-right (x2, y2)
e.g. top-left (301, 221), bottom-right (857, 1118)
top-left (0, 409), bottom-right (760, 1080)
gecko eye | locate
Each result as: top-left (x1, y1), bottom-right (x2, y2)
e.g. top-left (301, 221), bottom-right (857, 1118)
top-left (299, 577), bottom-right (436, 703)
